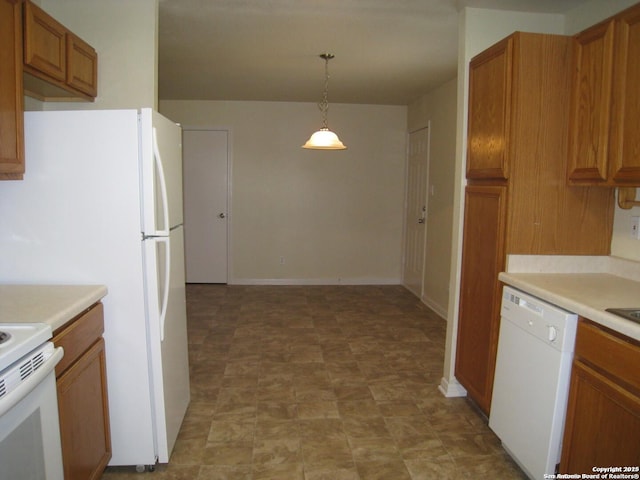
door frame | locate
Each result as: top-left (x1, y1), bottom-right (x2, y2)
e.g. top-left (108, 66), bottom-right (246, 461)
top-left (401, 124), bottom-right (431, 298)
top-left (182, 125), bottom-right (233, 284)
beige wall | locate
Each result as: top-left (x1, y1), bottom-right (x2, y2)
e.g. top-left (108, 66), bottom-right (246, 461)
top-left (564, 0), bottom-right (638, 33)
top-left (31, 0), bottom-right (158, 110)
top-left (407, 77), bottom-right (457, 318)
top-left (160, 100), bottom-right (407, 284)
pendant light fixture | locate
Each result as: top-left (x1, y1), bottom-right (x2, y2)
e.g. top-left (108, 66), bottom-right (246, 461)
top-left (302, 53), bottom-right (347, 150)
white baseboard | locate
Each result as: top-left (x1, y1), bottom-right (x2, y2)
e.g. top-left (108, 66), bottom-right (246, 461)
top-left (400, 285), bottom-right (449, 321)
top-left (230, 277), bottom-right (401, 286)
top-left (420, 295), bottom-right (448, 320)
top-left (438, 376), bottom-right (467, 398)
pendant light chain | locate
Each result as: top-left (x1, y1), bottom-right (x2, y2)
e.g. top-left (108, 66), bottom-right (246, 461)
top-left (318, 53), bottom-right (332, 130)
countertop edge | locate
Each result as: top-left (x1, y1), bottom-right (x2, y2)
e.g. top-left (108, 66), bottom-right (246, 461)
top-left (48, 286), bottom-right (108, 332)
top-left (498, 273), bottom-right (640, 342)
top-left (0, 285), bottom-right (108, 333)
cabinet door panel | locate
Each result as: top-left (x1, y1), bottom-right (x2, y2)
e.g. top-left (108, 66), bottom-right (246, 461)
top-left (567, 20), bottom-right (614, 183)
top-left (466, 38), bottom-right (512, 180)
top-left (560, 360), bottom-right (640, 473)
top-left (609, 5), bottom-right (640, 184)
top-left (23, 0), bottom-right (66, 81)
top-left (57, 338), bottom-right (111, 480)
top-left (66, 33), bottom-right (98, 97)
top-left (455, 186), bottom-right (507, 414)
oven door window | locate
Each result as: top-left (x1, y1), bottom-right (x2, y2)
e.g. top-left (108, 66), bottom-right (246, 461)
top-left (0, 409), bottom-right (46, 479)
top-left (0, 372), bottom-right (63, 480)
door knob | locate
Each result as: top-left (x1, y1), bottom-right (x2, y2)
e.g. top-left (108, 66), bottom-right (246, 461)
top-left (218, 213), bottom-right (226, 219)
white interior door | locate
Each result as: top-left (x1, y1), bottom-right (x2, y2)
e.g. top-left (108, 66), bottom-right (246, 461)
top-left (402, 126), bottom-right (429, 297)
top-left (183, 129), bottom-right (229, 283)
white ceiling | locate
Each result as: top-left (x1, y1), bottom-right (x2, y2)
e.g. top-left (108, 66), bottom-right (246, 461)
top-left (158, 0), bottom-right (588, 105)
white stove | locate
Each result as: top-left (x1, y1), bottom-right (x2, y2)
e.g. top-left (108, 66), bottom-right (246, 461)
top-left (0, 323), bottom-right (52, 372)
top-left (0, 322), bottom-right (64, 479)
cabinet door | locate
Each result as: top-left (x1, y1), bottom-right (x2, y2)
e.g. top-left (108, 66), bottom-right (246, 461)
top-left (66, 32), bottom-right (98, 98)
top-left (57, 338), bottom-right (111, 480)
top-left (560, 360), bottom-right (640, 473)
top-left (455, 186), bottom-right (507, 414)
top-left (22, 0), bottom-right (97, 101)
top-left (609, 4), bottom-right (640, 184)
top-left (0, 0), bottom-right (24, 180)
top-left (23, 0), bottom-right (66, 82)
top-left (567, 20), bottom-right (615, 184)
top-left (466, 37), bottom-right (512, 180)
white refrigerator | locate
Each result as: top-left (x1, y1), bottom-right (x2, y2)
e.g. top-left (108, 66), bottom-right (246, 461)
top-left (0, 109), bottom-right (191, 468)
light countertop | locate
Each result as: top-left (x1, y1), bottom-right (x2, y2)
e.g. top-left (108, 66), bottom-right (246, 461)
top-left (0, 285), bottom-right (108, 332)
top-left (498, 272), bottom-right (640, 341)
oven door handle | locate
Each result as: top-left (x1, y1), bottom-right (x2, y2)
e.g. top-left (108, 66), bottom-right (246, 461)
top-left (0, 346), bottom-right (64, 417)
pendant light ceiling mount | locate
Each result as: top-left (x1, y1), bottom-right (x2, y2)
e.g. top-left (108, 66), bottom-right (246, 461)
top-left (318, 52), bottom-right (334, 61)
top-left (302, 52), bottom-right (347, 150)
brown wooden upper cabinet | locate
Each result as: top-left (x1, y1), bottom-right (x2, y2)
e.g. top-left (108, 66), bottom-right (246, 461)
top-left (568, 2), bottom-right (640, 186)
top-left (23, 0), bottom-right (97, 100)
top-left (0, 0), bottom-right (24, 180)
top-left (466, 38), bottom-right (512, 181)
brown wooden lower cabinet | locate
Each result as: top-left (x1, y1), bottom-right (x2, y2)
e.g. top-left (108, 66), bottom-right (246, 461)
top-left (53, 302), bottom-right (111, 480)
top-left (560, 319), bottom-right (640, 473)
top-left (455, 185), bottom-right (507, 414)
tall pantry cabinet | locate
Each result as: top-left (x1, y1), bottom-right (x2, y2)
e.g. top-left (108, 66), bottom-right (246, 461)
top-left (455, 32), bottom-right (614, 415)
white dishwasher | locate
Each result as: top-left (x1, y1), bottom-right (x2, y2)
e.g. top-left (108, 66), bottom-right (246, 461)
top-left (489, 286), bottom-right (578, 480)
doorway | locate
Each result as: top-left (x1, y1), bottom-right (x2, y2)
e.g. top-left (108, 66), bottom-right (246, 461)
top-left (402, 126), bottom-right (430, 297)
top-left (182, 129), bottom-right (230, 283)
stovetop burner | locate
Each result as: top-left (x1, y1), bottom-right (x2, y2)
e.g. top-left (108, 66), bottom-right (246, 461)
top-left (0, 324), bottom-right (52, 372)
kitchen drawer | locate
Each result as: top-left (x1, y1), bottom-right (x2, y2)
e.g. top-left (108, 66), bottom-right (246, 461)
top-left (54, 302), bottom-right (103, 377)
top-left (575, 318), bottom-right (640, 392)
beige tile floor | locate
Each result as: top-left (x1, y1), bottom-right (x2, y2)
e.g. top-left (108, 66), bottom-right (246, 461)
top-left (101, 284), bottom-right (526, 479)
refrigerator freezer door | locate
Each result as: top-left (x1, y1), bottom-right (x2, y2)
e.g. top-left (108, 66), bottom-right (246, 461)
top-left (139, 109), bottom-right (184, 235)
top-left (141, 226), bottom-right (190, 463)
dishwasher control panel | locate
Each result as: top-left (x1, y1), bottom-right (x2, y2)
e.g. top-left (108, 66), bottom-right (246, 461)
top-left (501, 286), bottom-right (578, 353)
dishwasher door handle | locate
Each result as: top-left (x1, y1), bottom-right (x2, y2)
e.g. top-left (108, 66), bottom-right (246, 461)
top-left (547, 325), bottom-right (558, 342)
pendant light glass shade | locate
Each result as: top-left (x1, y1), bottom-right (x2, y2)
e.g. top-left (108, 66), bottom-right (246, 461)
top-left (302, 128), bottom-right (346, 150)
top-left (302, 53), bottom-right (347, 150)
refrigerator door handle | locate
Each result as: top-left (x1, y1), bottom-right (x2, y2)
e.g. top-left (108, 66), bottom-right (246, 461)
top-left (152, 127), bottom-right (170, 236)
top-left (158, 236), bottom-right (171, 342)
